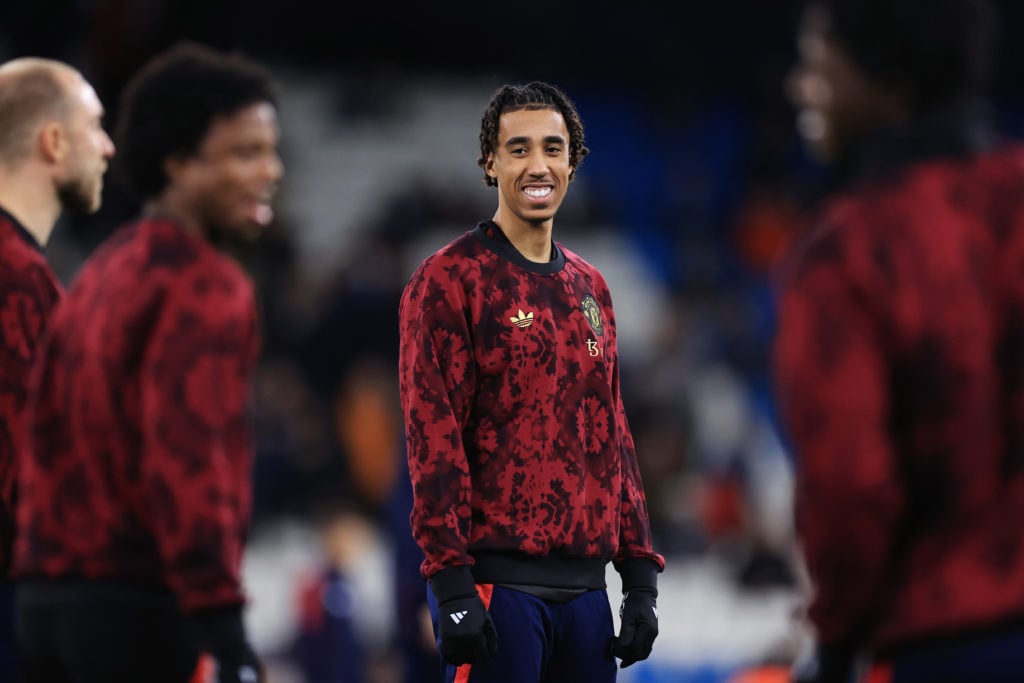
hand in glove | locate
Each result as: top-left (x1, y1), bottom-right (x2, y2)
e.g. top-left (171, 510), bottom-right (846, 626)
top-left (609, 587), bottom-right (658, 667)
top-left (790, 641), bottom-right (856, 683)
top-left (192, 653), bottom-right (263, 683)
top-left (609, 558), bottom-right (660, 668)
top-left (188, 606), bottom-right (264, 683)
top-left (430, 565), bottom-right (498, 666)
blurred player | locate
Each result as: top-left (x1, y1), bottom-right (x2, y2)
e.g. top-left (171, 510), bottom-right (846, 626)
top-left (774, 1), bottom-right (1024, 681)
top-left (399, 80), bottom-right (664, 683)
top-left (12, 42), bottom-right (281, 683)
top-left (0, 56), bottom-right (114, 677)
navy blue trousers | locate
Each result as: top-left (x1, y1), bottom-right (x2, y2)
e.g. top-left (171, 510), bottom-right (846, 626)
top-left (427, 584), bottom-right (618, 683)
top-left (868, 625), bottom-right (1024, 683)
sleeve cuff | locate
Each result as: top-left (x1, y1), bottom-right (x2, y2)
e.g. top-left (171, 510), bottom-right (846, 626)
top-left (428, 565), bottom-right (478, 605)
top-left (614, 557), bottom-right (661, 594)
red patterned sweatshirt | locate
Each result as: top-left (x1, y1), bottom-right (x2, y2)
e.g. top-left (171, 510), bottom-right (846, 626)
top-left (399, 221), bottom-right (664, 589)
top-left (0, 208), bottom-right (63, 575)
top-left (14, 218), bottom-right (259, 613)
top-left (774, 111), bottom-right (1024, 655)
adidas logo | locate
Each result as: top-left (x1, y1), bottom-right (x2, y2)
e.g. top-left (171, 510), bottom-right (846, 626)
top-left (510, 309), bottom-right (534, 328)
top-left (449, 610), bottom-right (469, 624)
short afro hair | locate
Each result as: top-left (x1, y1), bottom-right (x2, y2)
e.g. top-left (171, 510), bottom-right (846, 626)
top-left (114, 41), bottom-right (277, 201)
top-left (477, 81), bottom-right (589, 187)
top-left (813, 0), bottom-right (997, 112)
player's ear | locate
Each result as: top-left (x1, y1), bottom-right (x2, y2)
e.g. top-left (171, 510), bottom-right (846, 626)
top-left (162, 153), bottom-right (192, 185)
top-left (38, 121), bottom-right (66, 164)
top-left (484, 154), bottom-right (497, 180)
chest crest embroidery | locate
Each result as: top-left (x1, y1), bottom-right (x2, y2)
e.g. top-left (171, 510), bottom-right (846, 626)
top-left (580, 294), bottom-right (604, 337)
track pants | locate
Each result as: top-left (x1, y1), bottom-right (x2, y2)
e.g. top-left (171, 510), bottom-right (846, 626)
top-left (15, 580), bottom-right (200, 683)
top-left (866, 625), bottom-right (1024, 683)
top-left (427, 583), bottom-right (618, 683)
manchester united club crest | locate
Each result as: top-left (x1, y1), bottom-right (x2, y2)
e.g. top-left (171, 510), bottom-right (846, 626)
top-left (580, 294), bottom-right (604, 337)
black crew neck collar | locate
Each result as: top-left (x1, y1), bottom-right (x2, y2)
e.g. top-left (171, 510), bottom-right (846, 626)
top-left (0, 205), bottom-right (43, 253)
top-left (470, 220), bottom-right (566, 275)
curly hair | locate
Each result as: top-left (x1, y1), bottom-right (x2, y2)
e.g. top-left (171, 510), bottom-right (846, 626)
top-left (477, 81), bottom-right (589, 188)
top-left (812, 0), bottom-right (997, 112)
top-left (113, 41), bottom-right (277, 202)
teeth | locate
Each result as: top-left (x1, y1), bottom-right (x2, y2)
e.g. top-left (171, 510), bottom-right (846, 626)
top-left (524, 187), bottom-right (552, 198)
top-left (253, 205), bottom-right (274, 225)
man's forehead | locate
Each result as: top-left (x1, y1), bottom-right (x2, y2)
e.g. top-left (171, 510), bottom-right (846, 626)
top-left (498, 108), bottom-right (567, 137)
top-left (200, 102), bottom-right (279, 146)
top-left (69, 78), bottom-right (103, 112)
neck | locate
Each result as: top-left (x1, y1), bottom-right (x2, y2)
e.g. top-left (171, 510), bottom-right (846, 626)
top-left (840, 97), bottom-right (995, 185)
top-left (0, 166), bottom-right (61, 247)
top-left (143, 191), bottom-right (205, 239)
top-left (491, 210), bottom-right (554, 263)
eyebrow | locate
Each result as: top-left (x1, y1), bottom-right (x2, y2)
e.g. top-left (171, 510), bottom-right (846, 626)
top-left (504, 135), bottom-right (567, 147)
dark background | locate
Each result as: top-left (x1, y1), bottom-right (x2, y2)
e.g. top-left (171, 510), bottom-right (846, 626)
top-left (5, 1), bottom-right (1023, 116)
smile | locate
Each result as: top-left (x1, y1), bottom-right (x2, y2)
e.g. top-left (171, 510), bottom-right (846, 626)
top-left (524, 187), bottom-right (552, 198)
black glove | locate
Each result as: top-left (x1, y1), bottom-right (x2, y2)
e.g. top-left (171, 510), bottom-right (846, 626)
top-left (429, 565), bottom-right (498, 666)
top-left (609, 558), bottom-right (660, 668)
top-left (790, 641), bottom-right (856, 683)
top-left (188, 605), bottom-right (264, 683)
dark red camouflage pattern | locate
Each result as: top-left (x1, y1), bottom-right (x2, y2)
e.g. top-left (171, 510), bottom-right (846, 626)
top-left (399, 223), bottom-right (664, 579)
top-left (13, 218), bottom-right (259, 613)
top-left (0, 211), bottom-right (63, 575)
top-left (774, 144), bottom-right (1024, 652)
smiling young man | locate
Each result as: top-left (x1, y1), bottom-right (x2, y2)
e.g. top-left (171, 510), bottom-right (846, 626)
top-left (12, 43), bottom-right (281, 683)
top-left (0, 55), bottom-right (115, 680)
top-left (775, 1), bottom-right (1024, 682)
top-left (398, 81), bottom-right (664, 683)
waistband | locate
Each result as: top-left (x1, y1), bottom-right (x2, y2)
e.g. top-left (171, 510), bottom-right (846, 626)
top-left (873, 614), bottom-right (1024, 660)
top-left (16, 578), bottom-right (177, 609)
top-left (471, 552), bottom-right (607, 589)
